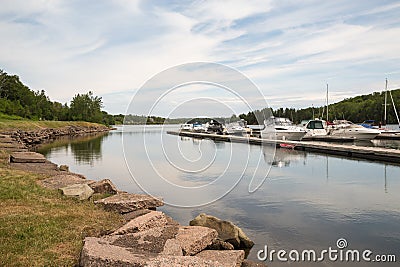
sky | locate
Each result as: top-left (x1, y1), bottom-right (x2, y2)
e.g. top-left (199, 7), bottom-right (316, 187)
top-left (1, 0), bottom-right (400, 116)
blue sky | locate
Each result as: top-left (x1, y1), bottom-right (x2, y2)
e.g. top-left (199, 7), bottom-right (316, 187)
top-left (1, 0), bottom-right (400, 116)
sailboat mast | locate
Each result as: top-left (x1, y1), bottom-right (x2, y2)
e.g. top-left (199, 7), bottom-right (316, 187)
top-left (326, 83), bottom-right (329, 122)
top-left (384, 78), bottom-right (388, 125)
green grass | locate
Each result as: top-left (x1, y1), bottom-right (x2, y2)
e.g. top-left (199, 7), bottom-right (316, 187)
top-left (0, 167), bottom-right (125, 266)
top-left (0, 118), bottom-right (107, 131)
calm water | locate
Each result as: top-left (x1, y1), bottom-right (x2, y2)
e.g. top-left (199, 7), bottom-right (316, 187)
top-left (37, 125), bottom-right (400, 266)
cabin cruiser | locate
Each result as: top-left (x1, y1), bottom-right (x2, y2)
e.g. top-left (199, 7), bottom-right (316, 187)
top-left (225, 119), bottom-right (248, 136)
top-left (180, 123), bottom-right (193, 132)
top-left (192, 123), bottom-right (206, 133)
top-left (329, 120), bottom-right (381, 140)
top-left (205, 119), bottom-right (224, 134)
top-left (303, 119), bottom-right (328, 137)
top-left (262, 117), bottom-right (306, 141)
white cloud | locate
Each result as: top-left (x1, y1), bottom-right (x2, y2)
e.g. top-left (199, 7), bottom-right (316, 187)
top-left (1, 0), bottom-right (400, 114)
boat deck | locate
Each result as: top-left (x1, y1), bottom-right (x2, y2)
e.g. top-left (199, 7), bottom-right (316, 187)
top-left (167, 131), bottom-right (400, 164)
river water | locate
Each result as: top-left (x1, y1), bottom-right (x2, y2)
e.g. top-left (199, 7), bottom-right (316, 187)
top-left (37, 125), bottom-right (400, 266)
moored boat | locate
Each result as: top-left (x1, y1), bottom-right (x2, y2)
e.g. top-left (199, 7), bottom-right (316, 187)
top-left (262, 116), bottom-right (306, 141)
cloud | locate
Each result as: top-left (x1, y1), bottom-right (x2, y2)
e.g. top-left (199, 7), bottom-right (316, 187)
top-left (1, 0), bottom-right (400, 114)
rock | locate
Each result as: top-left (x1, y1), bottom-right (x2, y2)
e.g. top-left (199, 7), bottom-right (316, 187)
top-left (207, 238), bottom-right (235, 250)
top-left (122, 209), bottom-right (151, 221)
top-left (80, 237), bottom-right (150, 267)
top-left (80, 226), bottom-right (182, 266)
top-left (241, 259), bottom-right (268, 267)
top-left (175, 226), bottom-right (218, 256)
top-left (159, 239), bottom-right (183, 256)
top-left (190, 213), bottom-right (254, 249)
top-left (94, 192), bottom-right (164, 213)
top-left (147, 256), bottom-right (220, 267)
top-left (88, 179), bottom-right (118, 195)
top-left (10, 152), bottom-right (46, 163)
top-left (112, 210), bottom-right (169, 235)
top-left (59, 165), bottom-right (69, 171)
top-left (59, 183), bottom-right (94, 200)
top-left (40, 174), bottom-right (92, 190)
top-left (196, 250), bottom-right (245, 267)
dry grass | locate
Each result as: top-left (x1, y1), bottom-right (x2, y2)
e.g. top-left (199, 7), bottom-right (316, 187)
top-left (0, 119), bottom-right (106, 131)
top-left (0, 167), bottom-right (125, 267)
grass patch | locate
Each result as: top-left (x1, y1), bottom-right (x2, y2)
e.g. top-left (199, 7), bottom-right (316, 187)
top-left (0, 168), bottom-right (125, 267)
top-left (0, 119), bottom-right (107, 131)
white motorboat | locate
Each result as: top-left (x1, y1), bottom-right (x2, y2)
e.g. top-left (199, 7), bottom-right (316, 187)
top-left (226, 119), bottom-right (247, 136)
top-left (180, 123), bottom-right (193, 132)
top-left (192, 123), bottom-right (206, 133)
top-left (262, 117), bottom-right (306, 141)
top-left (329, 120), bottom-right (381, 140)
top-left (303, 119), bottom-right (328, 137)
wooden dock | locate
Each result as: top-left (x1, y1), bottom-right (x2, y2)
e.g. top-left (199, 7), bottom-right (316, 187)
top-left (167, 131), bottom-right (400, 164)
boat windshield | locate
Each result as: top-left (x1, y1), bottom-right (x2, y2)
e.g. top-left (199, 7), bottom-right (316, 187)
top-left (306, 120), bottom-right (324, 129)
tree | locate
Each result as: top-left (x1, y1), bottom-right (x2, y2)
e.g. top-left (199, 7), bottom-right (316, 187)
top-left (69, 91), bottom-right (103, 123)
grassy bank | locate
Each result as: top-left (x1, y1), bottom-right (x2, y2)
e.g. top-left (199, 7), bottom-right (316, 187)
top-left (0, 119), bottom-right (107, 132)
top-left (0, 132), bottom-right (124, 266)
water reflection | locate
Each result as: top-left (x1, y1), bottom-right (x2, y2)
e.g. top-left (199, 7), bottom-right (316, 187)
top-left (37, 132), bottom-right (108, 166)
top-left (263, 146), bottom-right (306, 168)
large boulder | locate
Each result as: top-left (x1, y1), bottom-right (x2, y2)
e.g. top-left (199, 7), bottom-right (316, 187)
top-left (40, 174), bottom-right (92, 190)
top-left (88, 179), bottom-right (118, 195)
top-left (175, 226), bottom-right (218, 256)
top-left (190, 213), bottom-right (254, 249)
top-left (94, 193), bottom-right (163, 213)
top-left (59, 183), bottom-right (94, 200)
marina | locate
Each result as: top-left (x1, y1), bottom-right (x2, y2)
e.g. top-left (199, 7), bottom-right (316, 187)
top-left (167, 130), bottom-right (400, 164)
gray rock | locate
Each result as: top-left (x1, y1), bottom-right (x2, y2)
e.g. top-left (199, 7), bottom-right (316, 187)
top-left (80, 237), bottom-right (150, 267)
top-left (10, 152), bottom-right (46, 163)
top-left (94, 192), bottom-right (163, 213)
top-left (59, 183), bottom-right (94, 200)
top-left (196, 250), bottom-right (245, 267)
top-left (190, 213), bottom-right (254, 249)
top-left (59, 165), bottom-right (69, 171)
top-left (40, 174), bottom-right (92, 190)
top-left (147, 256), bottom-right (220, 267)
top-left (175, 226), bottom-right (218, 256)
top-left (88, 179), bottom-right (118, 195)
top-left (112, 210), bottom-right (169, 235)
top-left (207, 238), bottom-right (235, 250)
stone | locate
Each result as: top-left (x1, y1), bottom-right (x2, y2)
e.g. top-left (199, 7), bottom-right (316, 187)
top-left (160, 239), bottom-right (183, 256)
top-left (10, 152), bottom-right (46, 163)
top-left (190, 213), bottom-right (254, 249)
top-left (207, 238), bottom-right (235, 250)
top-left (241, 259), bottom-right (268, 267)
top-left (112, 210), bottom-right (169, 235)
top-left (122, 209), bottom-right (151, 221)
top-left (94, 192), bottom-right (164, 213)
top-left (80, 225), bottom-right (182, 266)
top-left (196, 250), bottom-right (245, 267)
top-left (147, 256), bottom-right (220, 267)
top-left (80, 237), bottom-right (150, 267)
top-left (88, 179), bottom-right (118, 195)
top-left (59, 183), bottom-right (94, 200)
top-left (175, 226), bottom-right (218, 256)
top-left (40, 174), bottom-right (92, 189)
top-left (59, 164), bottom-right (69, 171)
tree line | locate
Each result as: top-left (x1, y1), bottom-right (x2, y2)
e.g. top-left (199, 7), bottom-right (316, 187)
top-left (0, 69), bottom-right (116, 125)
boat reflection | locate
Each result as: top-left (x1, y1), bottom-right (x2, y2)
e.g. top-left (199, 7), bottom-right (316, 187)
top-left (262, 145), bottom-right (306, 167)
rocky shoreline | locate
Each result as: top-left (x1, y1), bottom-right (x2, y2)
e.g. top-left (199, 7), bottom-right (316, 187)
top-left (1, 127), bottom-right (267, 267)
